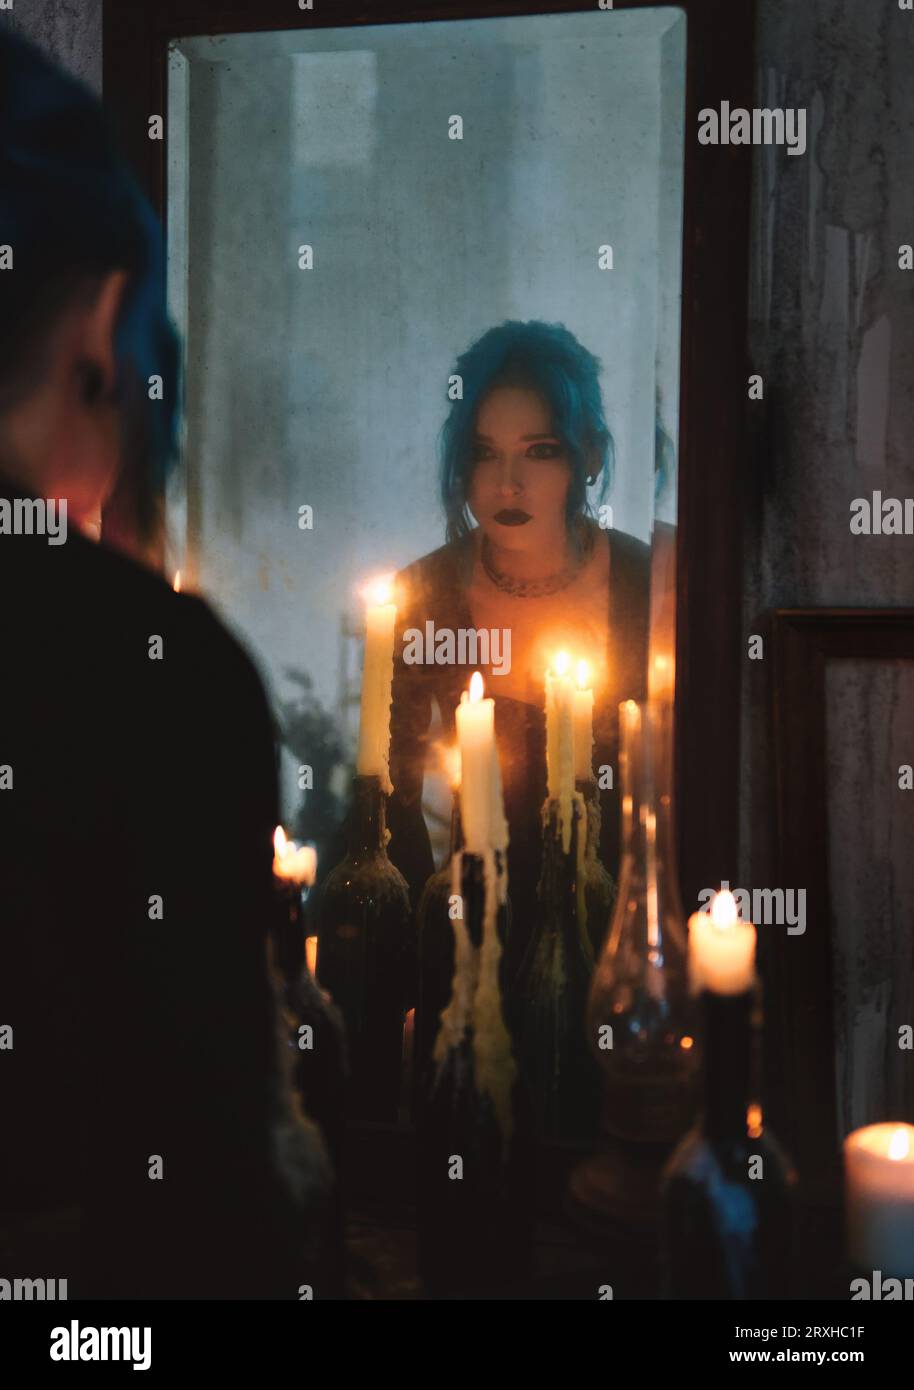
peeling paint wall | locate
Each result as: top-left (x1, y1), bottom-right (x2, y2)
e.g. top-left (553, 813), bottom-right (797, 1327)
top-left (7, 0), bottom-right (102, 93)
top-left (742, 0), bottom-right (914, 1139)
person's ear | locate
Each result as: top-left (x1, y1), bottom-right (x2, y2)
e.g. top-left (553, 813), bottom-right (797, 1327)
top-left (81, 269), bottom-right (130, 399)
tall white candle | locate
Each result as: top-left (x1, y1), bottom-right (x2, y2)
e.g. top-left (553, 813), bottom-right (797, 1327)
top-left (573, 659), bottom-right (594, 781)
top-left (688, 888), bottom-right (756, 995)
top-left (546, 651), bottom-right (574, 800)
top-left (456, 672), bottom-right (506, 854)
top-left (355, 575), bottom-right (396, 793)
top-left (845, 1123), bottom-right (914, 1277)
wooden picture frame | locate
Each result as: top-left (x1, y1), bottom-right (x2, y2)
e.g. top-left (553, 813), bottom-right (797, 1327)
top-left (769, 608), bottom-right (914, 1198)
top-left (102, 0), bottom-right (755, 916)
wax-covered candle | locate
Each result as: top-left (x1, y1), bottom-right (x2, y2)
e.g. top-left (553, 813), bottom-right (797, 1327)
top-left (355, 575), bottom-right (396, 793)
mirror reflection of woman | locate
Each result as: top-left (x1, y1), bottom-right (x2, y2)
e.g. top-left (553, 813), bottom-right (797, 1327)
top-left (388, 320), bottom-right (650, 978)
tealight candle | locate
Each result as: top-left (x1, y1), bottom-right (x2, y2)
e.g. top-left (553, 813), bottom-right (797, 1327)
top-left (355, 574), bottom-right (397, 793)
top-left (688, 888), bottom-right (756, 995)
top-left (845, 1123), bottom-right (914, 1277)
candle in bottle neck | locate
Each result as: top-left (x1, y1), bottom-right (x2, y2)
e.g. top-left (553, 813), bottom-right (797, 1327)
top-left (546, 650), bottom-right (574, 801)
top-left (687, 888), bottom-right (756, 995)
top-left (573, 659), bottom-right (594, 781)
top-left (457, 672), bottom-right (496, 854)
top-left (355, 575), bottom-right (396, 792)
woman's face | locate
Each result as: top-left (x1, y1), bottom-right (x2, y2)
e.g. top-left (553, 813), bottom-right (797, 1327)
top-left (467, 385), bottom-right (572, 553)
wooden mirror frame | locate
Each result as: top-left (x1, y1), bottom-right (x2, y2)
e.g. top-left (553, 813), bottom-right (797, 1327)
top-left (103, 0), bottom-right (754, 921)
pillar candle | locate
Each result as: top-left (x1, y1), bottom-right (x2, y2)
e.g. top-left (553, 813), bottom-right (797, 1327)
top-left (573, 659), bottom-right (594, 781)
top-left (355, 575), bottom-right (396, 792)
top-left (687, 888), bottom-right (756, 995)
top-left (845, 1123), bottom-right (914, 1277)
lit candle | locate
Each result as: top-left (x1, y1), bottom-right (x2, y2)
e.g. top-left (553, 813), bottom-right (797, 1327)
top-left (573, 658), bottom-right (594, 781)
top-left (272, 825), bottom-right (317, 885)
top-left (648, 650), bottom-right (675, 703)
top-left (845, 1123), bottom-right (914, 1277)
top-left (355, 574), bottom-right (397, 793)
top-left (688, 888), bottom-right (756, 995)
top-left (305, 935), bottom-right (319, 976)
top-left (545, 650), bottom-right (574, 801)
top-left (456, 671), bottom-right (507, 853)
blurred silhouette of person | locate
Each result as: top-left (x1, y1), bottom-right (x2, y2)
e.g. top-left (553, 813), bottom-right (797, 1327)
top-left (387, 321), bottom-right (650, 980)
top-left (0, 28), bottom-right (333, 1298)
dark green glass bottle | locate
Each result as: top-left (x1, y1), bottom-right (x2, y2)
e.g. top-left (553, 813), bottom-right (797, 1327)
top-left (661, 986), bottom-right (796, 1299)
top-left (316, 773), bottom-right (414, 1122)
top-left (417, 850), bottom-right (534, 1297)
top-left (512, 796), bottom-right (600, 1140)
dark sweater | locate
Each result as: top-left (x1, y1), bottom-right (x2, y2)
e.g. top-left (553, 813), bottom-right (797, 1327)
top-left (0, 475), bottom-right (330, 1298)
top-left (387, 524), bottom-right (650, 977)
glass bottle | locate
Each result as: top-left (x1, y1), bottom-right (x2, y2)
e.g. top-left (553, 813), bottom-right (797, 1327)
top-left (661, 984), bottom-right (796, 1298)
top-left (272, 877), bottom-right (348, 1296)
top-left (417, 850), bottom-right (534, 1297)
top-left (316, 773), bottom-right (414, 1122)
top-left (586, 701), bottom-right (697, 1145)
top-left (577, 774), bottom-right (617, 958)
top-left (511, 795), bottom-right (600, 1141)
top-left (415, 791), bottom-right (462, 1110)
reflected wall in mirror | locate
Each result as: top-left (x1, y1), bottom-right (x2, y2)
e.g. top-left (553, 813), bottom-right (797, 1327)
top-left (167, 10), bottom-right (686, 984)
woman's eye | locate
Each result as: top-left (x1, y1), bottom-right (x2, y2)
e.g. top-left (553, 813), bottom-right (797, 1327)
top-left (528, 442), bottom-right (562, 458)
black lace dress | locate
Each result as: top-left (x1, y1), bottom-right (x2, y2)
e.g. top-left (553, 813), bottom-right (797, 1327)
top-left (387, 525), bottom-right (650, 982)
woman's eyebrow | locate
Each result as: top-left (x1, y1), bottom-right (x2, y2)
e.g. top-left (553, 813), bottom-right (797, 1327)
top-left (473, 432), bottom-right (558, 442)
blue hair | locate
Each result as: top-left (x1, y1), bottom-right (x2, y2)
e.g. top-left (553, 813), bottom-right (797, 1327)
top-left (0, 26), bottom-right (179, 499)
top-left (439, 320), bottom-right (613, 545)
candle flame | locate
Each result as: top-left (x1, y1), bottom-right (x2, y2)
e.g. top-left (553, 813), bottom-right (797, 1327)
top-left (273, 825), bottom-right (289, 857)
top-left (173, 570), bottom-right (182, 592)
top-left (554, 650), bottom-right (571, 677)
top-left (469, 670), bottom-right (485, 703)
top-left (362, 573), bottom-right (394, 607)
top-left (888, 1126), bottom-right (911, 1161)
top-left (305, 935), bottom-right (318, 977)
top-left (680, 1035), bottom-right (694, 1051)
top-left (747, 1103), bottom-right (764, 1139)
top-left (710, 889), bottom-right (739, 928)
top-left (622, 699), bottom-right (641, 729)
top-left (576, 659), bottom-right (590, 689)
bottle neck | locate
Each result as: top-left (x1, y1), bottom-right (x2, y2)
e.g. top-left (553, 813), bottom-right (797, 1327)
top-left (347, 773), bottom-right (387, 856)
top-left (449, 790), bottom-right (463, 862)
top-left (539, 800), bottom-right (581, 939)
top-left (274, 881), bottom-right (305, 982)
top-left (616, 702), bottom-right (686, 950)
top-left (701, 989), bottom-right (752, 1142)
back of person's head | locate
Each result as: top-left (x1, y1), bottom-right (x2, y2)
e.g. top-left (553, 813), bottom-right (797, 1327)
top-left (0, 25), bottom-right (179, 539)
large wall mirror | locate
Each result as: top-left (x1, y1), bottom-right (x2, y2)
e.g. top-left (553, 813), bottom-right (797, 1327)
top-left (164, 9), bottom-right (685, 907)
top-left (104, 0), bottom-right (752, 938)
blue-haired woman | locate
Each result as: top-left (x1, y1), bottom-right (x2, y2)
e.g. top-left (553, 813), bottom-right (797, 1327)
top-left (387, 320), bottom-right (650, 981)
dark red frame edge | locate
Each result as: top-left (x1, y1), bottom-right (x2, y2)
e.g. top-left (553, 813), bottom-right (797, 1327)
top-left (770, 609), bottom-right (914, 1197)
top-left (102, 0), bottom-right (754, 923)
